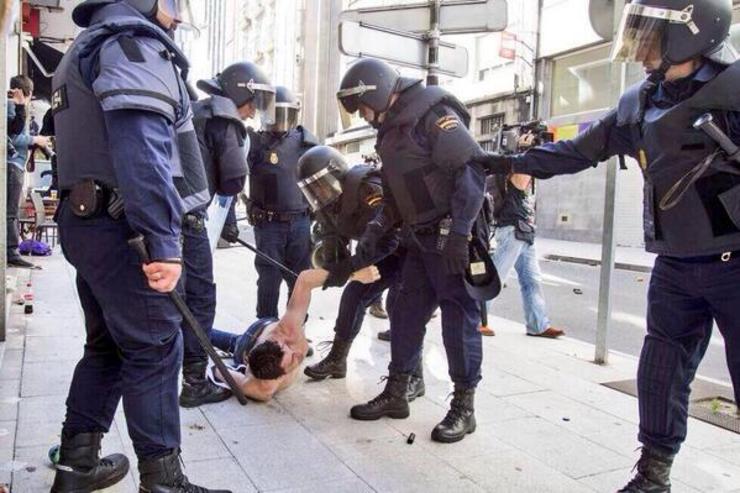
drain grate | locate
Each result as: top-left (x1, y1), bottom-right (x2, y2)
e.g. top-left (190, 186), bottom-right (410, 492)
top-left (602, 378), bottom-right (739, 434)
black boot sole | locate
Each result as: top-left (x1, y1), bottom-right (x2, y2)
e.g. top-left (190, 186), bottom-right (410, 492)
top-left (407, 388), bottom-right (426, 402)
top-left (178, 390), bottom-right (232, 408)
top-left (51, 463), bottom-right (130, 493)
top-left (350, 407), bottom-right (410, 421)
top-left (430, 422), bottom-right (477, 443)
top-left (303, 366), bottom-right (346, 380)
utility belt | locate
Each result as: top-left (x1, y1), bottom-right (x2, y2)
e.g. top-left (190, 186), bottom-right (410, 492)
top-left (411, 216), bottom-right (470, 253)
top-left (182, 212), bottom-right (206, 232)
top-left (668, 250), bottom-right (740, 264)
top-left (247, 201), bottom-right (308, 225)
top-left (496, 219), bottom-right (536, 245)
top-left (61, 179), bottom-right (124, 220)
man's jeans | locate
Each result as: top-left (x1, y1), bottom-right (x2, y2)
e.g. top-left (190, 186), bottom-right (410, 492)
top-left (6, 165), bottom-right (24, 260)
top-left (487, 225), bottom-right (550, 335)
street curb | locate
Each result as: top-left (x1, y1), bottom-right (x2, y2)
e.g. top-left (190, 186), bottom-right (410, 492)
top-left (543, 254), bottom-right (653, 273)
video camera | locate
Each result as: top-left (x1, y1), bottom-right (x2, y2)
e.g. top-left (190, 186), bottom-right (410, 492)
top-left (494, 120), bottom-right (554, 155)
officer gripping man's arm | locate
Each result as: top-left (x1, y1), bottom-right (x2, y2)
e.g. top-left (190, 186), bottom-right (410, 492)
top-left (478, 1), bottom-right (740, 491)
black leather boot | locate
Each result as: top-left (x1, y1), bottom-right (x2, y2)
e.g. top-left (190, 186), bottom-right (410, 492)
top-left (139, 450), bottom-right (230, 493)
top-left (431, 386), bottom-right (476, 443)
top-left (618, 447), bottom-right (674, 493)
top-left (51, 431), bottom-right (129, 493)
top-left (350, 373), bottom-right (410, 420)
top-left (304, 337), bottom-right (352, 380)
top-left (407, 374), bottom-right (426, 401)
top-left (179, 360), bottom-right (232, 408)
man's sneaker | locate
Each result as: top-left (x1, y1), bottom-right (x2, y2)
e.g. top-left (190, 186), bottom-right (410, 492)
top-left (528, 327), bottom-right (565, 338)
top-left (479, 325), bottom-right (495, 337)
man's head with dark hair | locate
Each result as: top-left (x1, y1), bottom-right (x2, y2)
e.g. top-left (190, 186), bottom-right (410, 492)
top-left (248, 340), bottom-right (287, 380)
top-left (10, 75), bottom-right (33, 97)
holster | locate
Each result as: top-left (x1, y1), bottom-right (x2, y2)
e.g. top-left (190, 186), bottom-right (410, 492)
top-left (68, 179), bottom-right (124, 220)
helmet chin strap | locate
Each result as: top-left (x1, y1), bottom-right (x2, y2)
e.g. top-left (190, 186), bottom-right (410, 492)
top-left (647, 59), bottom-right (672, 84)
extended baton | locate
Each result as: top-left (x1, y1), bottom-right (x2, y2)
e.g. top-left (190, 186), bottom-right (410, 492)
top-left (128, 235), bottom-right (249, 406)
top-left (234, 237), bottom-right (299, 279)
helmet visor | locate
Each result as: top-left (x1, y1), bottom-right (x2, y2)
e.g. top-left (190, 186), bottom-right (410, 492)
top-left (337, 82), bottom-right (376, 130)
top-left (298, 166), bottom-right (343, 212)
top-left (159, 0), bottom-right (196, 29)
top-left (242, 82), bottom-right (276, 126)
top-left (263, 102), bottom-right (300, 132)
top-left (611, 3), bottom-right (697, 63)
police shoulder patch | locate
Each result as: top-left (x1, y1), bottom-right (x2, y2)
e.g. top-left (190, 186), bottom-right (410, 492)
top-left (365, 193), bottom-right (383, 208)
top-left (51, 85), bottom-right (68, 115)
top-left (435, 114), bottom-right (460, 132)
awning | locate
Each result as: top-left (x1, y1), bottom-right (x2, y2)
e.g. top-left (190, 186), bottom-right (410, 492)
top-left (24, 41), bottom-right (64, 103)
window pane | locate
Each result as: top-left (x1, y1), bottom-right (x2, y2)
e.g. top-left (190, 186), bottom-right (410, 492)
top-left (551, 45), bottom-right (612, 117)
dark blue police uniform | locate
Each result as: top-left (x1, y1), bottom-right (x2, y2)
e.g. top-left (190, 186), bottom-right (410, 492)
top-left (51, 3), bottom-right (199, 458)
top-left (372, 82), bottom-right (486, 389)
top-left (247, 127), bottom-right (315, 318)
top-left (511, 60), bottom-right (740, 455)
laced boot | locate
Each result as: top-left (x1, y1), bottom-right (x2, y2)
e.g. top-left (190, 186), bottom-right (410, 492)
top-left (350, 373), bottom-right (410, 420)
top-left (304, 337), bottom-right (352, 380)
top-left (51, 431), bottom-right (129, 492)
top-left (618, 447), bottom-right (674, 493)
top-left (408, 360), bottom-right (425, 401)
top-left (179, 360), bottom-right (232, 408)
top-left (139, 450), bottom-right (231, 493)
top-left (431, 386), bottom-right (476, 443)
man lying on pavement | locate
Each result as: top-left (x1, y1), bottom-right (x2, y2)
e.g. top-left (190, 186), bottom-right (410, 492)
top-left (210, 266), bottom-right (381, 401)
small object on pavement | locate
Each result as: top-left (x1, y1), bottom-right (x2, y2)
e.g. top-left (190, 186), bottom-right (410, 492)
top-left (562, 417), bottom-right (570, 422)
top-left (407, 432), bottom-right (416, 444)
top-left (572, 288), bottom-right (583, 295)
top-left (479, 325), bottom-right (495, 337)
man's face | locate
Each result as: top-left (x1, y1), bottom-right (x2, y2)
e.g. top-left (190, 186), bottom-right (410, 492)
top-left (277, 341), bottom-right (301, 372)
top-left (238, 101), bottom-right (257, 120)
top-left (358, 103), bottom-right (376, 124)
top-left (639, 32), bottom-right (663, 75)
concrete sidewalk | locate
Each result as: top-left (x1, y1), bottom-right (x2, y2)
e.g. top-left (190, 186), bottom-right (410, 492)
top-left (0, 246), bottom-right (738, 492)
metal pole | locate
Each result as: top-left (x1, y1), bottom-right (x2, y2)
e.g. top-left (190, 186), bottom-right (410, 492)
top-left (594, 0), bottom-right (626, 365)
top-left (0, 12), bottom-right (7, 342)
top-left (426, 0), bottom-right (441, 86)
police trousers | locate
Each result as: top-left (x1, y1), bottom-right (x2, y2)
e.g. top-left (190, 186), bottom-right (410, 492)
top-left (181, 213), bottom-right (216, 366)
top-left (638, 253), bottom-right (740, 454)
top-left (58, 202), bottom-right (182, 459)
top-left (253, 214), bottom-right (311, 318)
top-left (389, 239), bottom-right (482, 388)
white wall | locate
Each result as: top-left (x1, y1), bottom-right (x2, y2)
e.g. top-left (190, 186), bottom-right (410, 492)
top-left (539, 0), bottom-right (602, 57)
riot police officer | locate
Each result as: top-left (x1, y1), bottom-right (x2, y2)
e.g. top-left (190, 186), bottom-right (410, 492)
top-left (245, 86), bottom-right (317, 318)
top-left (51, 1), bottom-right (228, 491)
top-left (297, 146), bottom-right (426, 399)
top-left (477, 1), bottom-right (740, 490)
top-left (173, 62), bottom-right (272, 408)
top-left (335, 58), bottom-right (487, 443)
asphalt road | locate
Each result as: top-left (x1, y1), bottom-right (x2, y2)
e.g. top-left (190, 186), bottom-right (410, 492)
top-left (487, 259), bottom-right (733, 386)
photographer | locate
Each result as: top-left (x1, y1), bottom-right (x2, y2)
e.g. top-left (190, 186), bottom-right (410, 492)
top-left (6, 75), bottom-right (51, 268)
top-left (484, 124), bottom-right (564, 339)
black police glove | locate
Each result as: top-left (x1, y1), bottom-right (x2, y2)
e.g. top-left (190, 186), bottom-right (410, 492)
top-left (323, 259), bottom-right (354, 289)
top-left (473, 152), bottom-right (514, 175)
top-left (442, 233), bottom-right (470, 275)
top-left (220, 223), bottom-right (240, 243)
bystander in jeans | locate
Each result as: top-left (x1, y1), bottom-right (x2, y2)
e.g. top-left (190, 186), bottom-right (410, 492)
top-left (484, 173), bottom-right (564, 338)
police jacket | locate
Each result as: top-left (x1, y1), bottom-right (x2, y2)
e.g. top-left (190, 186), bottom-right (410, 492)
top-left (513, 61), bottom-right (740, 257)
top-left (316, 164), bottom-right (401, 271)
top-left (52, 3), bottom-right (209, 259)
top-left (373, 81), bottom-right (486, 239)
top-left (192, 95), bottom-right (248, 198)
top-left (247, 126), bottom-right (317, 213)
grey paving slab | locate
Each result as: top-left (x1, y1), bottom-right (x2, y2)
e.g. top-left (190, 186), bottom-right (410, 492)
top-left (447, 450), bottom-right (595, 493)
top-left (0, 350), bottom-right (23, 381)
top-left (267, 476), bottom-right (374, 493)
top-left (24, 335), bottom-right (84, 363)
top-left (223, 422), bottom-right (357, 491)
top-left (671, 445), bottom-right (740, 492)
top-left (577, 467), bottom-right (701, 493)
top-left (179, 408), bottom-right (233, 461)
top-left (181, 457), bottom-right (257, 493)
top-left (17, 394), bottom-right (67, 424)
top-left (24, 315), bottom-right (84, 338)
top-left (20, 359), bottom-right (76, 397)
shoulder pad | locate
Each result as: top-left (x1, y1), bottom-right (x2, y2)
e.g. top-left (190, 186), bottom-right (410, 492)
top-left (92, 35), bottom-right (181, 122)
top-left (297, 126), bottom-right (319, 147)
top-left (208, 95), bottom-right (242, 124)
top-left (617, 80), bottom-right (649, 126)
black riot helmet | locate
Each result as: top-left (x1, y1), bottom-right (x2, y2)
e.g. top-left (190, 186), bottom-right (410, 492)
top-left (73, 0), bottom-right (193, 28)
top-left (197, 62), bottom-right (276, 124)
top-left (264, 86), bottom-right (301, 133)
top-left (611, 0), bottom-right (736, 68)
top-left (297, 146), bottom-right (350, 212)
top-left (337, 58), bottom-right (402, 130)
